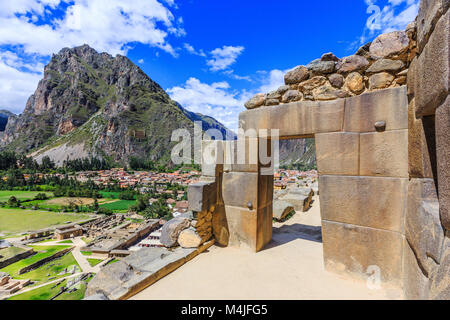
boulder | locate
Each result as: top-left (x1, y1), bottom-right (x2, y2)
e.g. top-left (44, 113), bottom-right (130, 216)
top-left (178, 228), bottom-right (203, 248)
top-left (345, 72), bottom-right (364, 94)
top-left (265, 98), bottom-right (280, 106)
top-left (312, 83), bottom-right (349, 101)
top-left (244, 93), bottom-right (266, 109)
top-left (281, 90), bottom-right (302, 103)
top-left (273, 200), bottom-right (295, 221)
top-left (276, 85), bottom-right (290, 95)
top-left (328, 73), bottom-right (344, 88)
top-left (298, 76), bottom-right (327, 91)
top-left (336, 55), bottom-right (369, 74)
top-left (281, 187), bottom-right (314, 212)
top-left (369, 72), bottom-right (395, 90)
top-left (307, 59), bottom-right (336, 74)
top-left (366, 59), bottom-right (405, 74)
top-left (160, 217), bottom-right (190, 248)
top-left (369, 31), bottom-right (410, 59)
top-left (284, 66), bottom-right (309, 85)
top-left (321, 52), bottom-right (339, 62)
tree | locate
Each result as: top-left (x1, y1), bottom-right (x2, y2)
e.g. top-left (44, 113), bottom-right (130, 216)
top-left (8, 196), bottom-right (19, 208)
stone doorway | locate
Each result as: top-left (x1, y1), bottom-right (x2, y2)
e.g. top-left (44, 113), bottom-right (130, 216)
top-left (218, 86), bottom-right (409, 288)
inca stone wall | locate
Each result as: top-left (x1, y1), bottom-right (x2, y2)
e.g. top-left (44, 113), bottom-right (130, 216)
top-left (403, 0), bottom-right (449, 300)
top-left (188, 0), bottom-right (449, 299)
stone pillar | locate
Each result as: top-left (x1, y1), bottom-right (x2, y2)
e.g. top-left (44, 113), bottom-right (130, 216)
top-left (318, 87), bottom-right (409, 288)
top-left (221, 137), bottom-right (273, 252)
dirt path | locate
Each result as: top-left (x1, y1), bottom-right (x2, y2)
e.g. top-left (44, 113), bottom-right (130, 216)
top-left (130, 196), bottom-right (403, 300)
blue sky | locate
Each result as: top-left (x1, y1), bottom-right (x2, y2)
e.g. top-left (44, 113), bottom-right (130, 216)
top-left (0, 0), bottom-right (419, 130)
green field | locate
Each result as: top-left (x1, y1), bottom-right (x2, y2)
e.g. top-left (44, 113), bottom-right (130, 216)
top-left (7, 252), bottom-right (80, 285)
top-left (0, 246), bottom-right (28, 263)
top-left (0, 191), bottom-right (54, 202)
top-left (99, 191), bottom-right (121, 199)
top-left (8, 274), bottom-right (93, 300)
top-left (0, 245), bottom-right (72, 277)
top-left (87, 258), bottom-right (103, 267)
top-left (99, 200), bottom-right (136, 211)
top-left (0, 208), bottom-right (91, 234)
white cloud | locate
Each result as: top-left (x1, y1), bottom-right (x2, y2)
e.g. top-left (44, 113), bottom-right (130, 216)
top-left (138, 59), bottom-right (145, 64)
top-left (0, 52), bottom-right (42, 114)
top-left (184, 43), bottom-right (206, 57)
top-left (167, 77), bottom-right (251, 131)
top-left (167, 68), bottom-right (288, 131)
top-left (0, 0), bottom-right (185, 113)
top-left (257, 69), bottom-right (286, 93)
top-left (359, 0), bottom-right (419, 46)
top-left (206, 45), bottom-right (245, 72)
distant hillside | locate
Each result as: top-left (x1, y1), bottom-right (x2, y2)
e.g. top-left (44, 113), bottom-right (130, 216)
top-left (279, 138), bottom-right (316, 169)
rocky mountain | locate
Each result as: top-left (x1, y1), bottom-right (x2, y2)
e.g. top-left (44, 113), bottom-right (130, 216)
top-left (279, 139), bottom-right (316, 169)
top-left (0, 45), bottom-right (232, 166)
top-left (0, 110), bottom-right (14, 132)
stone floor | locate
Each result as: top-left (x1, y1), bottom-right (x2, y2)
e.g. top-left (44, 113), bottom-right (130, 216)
top-left (130, 196), bottom-right (404, 300)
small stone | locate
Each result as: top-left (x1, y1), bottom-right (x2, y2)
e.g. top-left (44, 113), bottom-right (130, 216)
top-left (273, 200), bottom-right (295, 221)
top-left (366, 59), bottom-right (405, 74)
top-left (328, 73), bottom-right (344, 88)
top-left (394, 76), bottom-right (407, 86)
top-left (321, 52), bottom-right (339, 62)
top-left (374, 121), bottom-right (386, 132)
top-left (313, 84), bottom-right (350, 101)
top-left (284, 66), bottom-right (309, 85)
top-left (267, 90), bottom-right (282, 100)
top-left (345, 72), bottom-right (365, 94)
top-left (281, 90), bottom-right (302, 103)
top-left (265, 98), bottom-right (280, 106)
top-left (336, 55), bottom-right (369, 74)
top-left (160, 217), bottom-right (190, 248)
top-left (298, 76), bottom-right (327, 91)
top-left (369, 31), bottom-right (410, 59)
top-left (397, 69), bottom-right (408, 76)
top-left (369, 72), bottom-right (395, 90)
top-left (307, 59), bottom-right (336, 74)
top-left (244, 93), bottom-right (266, 110)
top-left (276, 85), bottom-right (290, 95)
top-left (177, 228), bottom-right (203, 248)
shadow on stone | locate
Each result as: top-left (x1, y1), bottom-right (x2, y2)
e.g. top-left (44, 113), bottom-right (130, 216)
top-left (263, 223), bottom-right (323, 250)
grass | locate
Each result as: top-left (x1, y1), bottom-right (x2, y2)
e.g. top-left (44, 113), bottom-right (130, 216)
top-left (0, 245), bottom-right (72, 277)
top-left (0, 246), bottom-right (28, 263)
top-left (106, 259), bottom-right (119, 266)
top-left (99, 191), bottom-right (121, 199)
top-left (7, 252), bottom-right (80, 286)
top-left (87, 258), bottom-right (103, 267)
top-left (0, 191), bottom-right (54, 202)
top-left (99, 200), bottom-right (136, 211)
top-left (80, 251), bottom-right (92, 256)
top-left (58, 240), bottom-right (73, 244)
top-left (8, 273), bottom-right (93, 300)
top-left (0, 208), bottom-right (90, 234)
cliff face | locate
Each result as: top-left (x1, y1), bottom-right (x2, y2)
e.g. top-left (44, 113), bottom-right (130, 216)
top-left (279, 139), bottom-right (316, 168)
top-left (0, 45), bottom-right (231, 165)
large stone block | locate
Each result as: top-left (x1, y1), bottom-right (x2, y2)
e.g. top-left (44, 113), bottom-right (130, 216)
top-left (239, 99), bottom-right (344, 138)
top-left (315, 132), bottom-right (360, 175)
top-left (417, 0), bottom-right (450, 53)
top-left (258, 173), bottom-right (274, 209)
top-left (403, 239), bottom-right (431, 300)
top-left (224, 205), bottom-right (258, 250)
top-left (201, 140), bottom-right (224, 177)
top-left (407, 57), bottom-right (417, 98)
top-left (360, 130), bottom-right (409, 178)
top-left (343, 87), bottom-right (408, 133)
top-left (409, 99), bottom-right (436, 179)
top-left (319, 175), bottom-right (407, 232)
top-left (406, 179), bottom-right (445, 275)
top-left (212, 204), bottom-right (229, 246)
top-left (188, 181), bottom-right (217, 213)
top-left (436, 97), bottom-right (450, 230)
top-left (222, 172), bottom-right (258, 209)
top-left (322, 221), bottom-right (404, 287)
top-left (223, 138), bottom-right (258, 173)
top-left (256, 204), bottom-right (273, 252)
top-left (429, 234), bottom-right (450, 300)
top-left (415, 9), bottom-right (450, 117)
